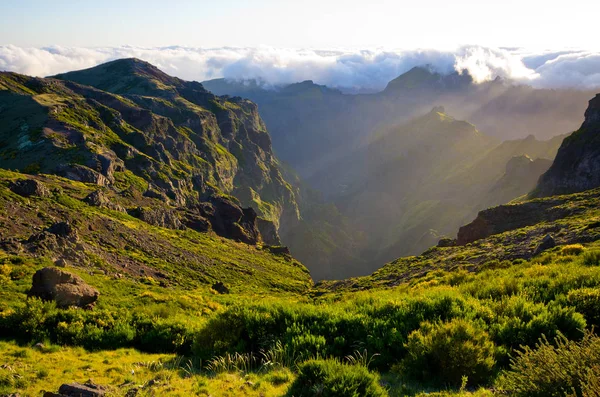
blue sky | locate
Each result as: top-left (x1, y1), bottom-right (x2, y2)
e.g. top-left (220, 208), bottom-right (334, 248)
top-left (1, 0), bottom-right (598, 50)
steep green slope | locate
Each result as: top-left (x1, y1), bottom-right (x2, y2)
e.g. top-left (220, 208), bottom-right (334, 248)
top-left (0, 170), bottom-right (311, 293)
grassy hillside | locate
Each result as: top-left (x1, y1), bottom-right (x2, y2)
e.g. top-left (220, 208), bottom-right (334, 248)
top-left (2, 169), bottom-right (600, 395)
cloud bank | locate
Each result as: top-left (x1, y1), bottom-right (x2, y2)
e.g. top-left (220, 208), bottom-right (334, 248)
top-left (1, 44), bottom-right (599, 92)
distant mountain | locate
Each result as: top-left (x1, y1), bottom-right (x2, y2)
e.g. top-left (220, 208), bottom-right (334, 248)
top-left (299, 107), bottom-right (564, 276)
top-left (535, 94), bottom-right (600, 197)
top-left (204, 67), bottom-right (592, 183)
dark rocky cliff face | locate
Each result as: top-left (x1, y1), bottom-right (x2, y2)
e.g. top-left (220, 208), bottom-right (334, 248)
top-left (535, 94), bottom-right (600, 197)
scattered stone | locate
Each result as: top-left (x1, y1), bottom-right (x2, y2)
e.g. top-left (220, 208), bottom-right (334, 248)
top-left (9, 179), bottom-right (50, 197)
top-left (0, 238), bottom-right (23, 254)
top-left (534, 234), bottom-right (556, 256)
top-left (124, 388), bottom-right (139, 397)
top-left (28, 267), bottom-right (99, 308)
top-left (212, 281), bottom-right (230, 294)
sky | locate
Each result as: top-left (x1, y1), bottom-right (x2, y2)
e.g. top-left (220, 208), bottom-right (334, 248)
top-left (1, 0), bottom-right (600, 91)
top-left (1, 0), bottom-right (598, 50)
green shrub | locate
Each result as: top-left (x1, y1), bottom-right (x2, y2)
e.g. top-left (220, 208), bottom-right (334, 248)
top-left (489, 297), bottom-right (586, 352)
top-left (562, 244), bottom-right (586, 256)
top-left (583, 251), bottom-right (600, 266)
top-left (287, 359), bottom-right (387, 397)
top-left (500, 331), bottom-right (600, 397)
top-left (399, 319), bottom-right (496, 386)
top-left (568, 288), bottom-right (600, 328)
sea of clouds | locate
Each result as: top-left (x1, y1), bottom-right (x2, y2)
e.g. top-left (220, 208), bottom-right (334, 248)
top-left (1, 44), bottom-right (599, 92)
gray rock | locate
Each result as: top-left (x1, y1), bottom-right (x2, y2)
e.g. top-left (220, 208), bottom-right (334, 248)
top-left (9, 179), bottom-right (50, 197)
top-left (83, 191), bottom-right (126, 212)
top-left (58, 382), bottom-right (106, 397)
top-left (129, 207), bottom-right (183, 230)
top-left (47, 221), bottom-right (74, 238)
top-left (28, 267), bottom-right (99, 308)
top-left (534, 234), bottom-right (556, 255)
top-left (56, 164), bottom-right (109, 186)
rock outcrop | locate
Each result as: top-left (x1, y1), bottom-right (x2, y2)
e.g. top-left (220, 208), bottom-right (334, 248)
top-left (83, 190), bottom-right (126, 212)
top-left (198, 197), bottom-right (260, 244)
top-left (9, 179), bottom-right (49, 197)
top-left (457, 198), bottom-right (576, 245)
top-left (129, 207), bottom-right (184, 230)
top-left (56, 164), bottom-right (110, 186)
top-left (28, 267), bottom-right (99, 308)
top-left (535, 94), bottom-right (600, 196)
top-left (257, 218), bottom-right (282, 246)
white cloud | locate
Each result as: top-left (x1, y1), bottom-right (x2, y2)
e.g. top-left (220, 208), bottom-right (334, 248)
top-left (1, 44), bottom-right (600, 92)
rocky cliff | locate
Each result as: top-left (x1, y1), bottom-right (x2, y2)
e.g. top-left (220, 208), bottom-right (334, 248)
top-left (0, 59), bottom-right (299, 244)
top-left (535, 94), bottom-right (600, 197)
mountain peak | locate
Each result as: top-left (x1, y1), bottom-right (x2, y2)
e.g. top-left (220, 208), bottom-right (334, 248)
top-left (384, 66), bottom-right (473, 94)
top-left (53, 57), bottom-right (184, 95)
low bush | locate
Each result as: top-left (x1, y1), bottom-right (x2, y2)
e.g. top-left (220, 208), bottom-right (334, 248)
top-left (399, 319), bottom-right (496, 386)
top-left (500, 331), bottom-right (600, 397)
top-left (583, 251), bottom-right (600, 266)
top-left (0, 298), bottom-right (194, 354)
top-left (567, 288), bottom-right (600, 328)
top-left (286, 359), bottom-right (387, 397)
top-left (562, 244), bottom-right (586, 256)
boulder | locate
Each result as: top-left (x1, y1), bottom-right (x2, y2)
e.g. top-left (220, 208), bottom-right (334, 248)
top-left (534, 234), bottom-right (556, 255)
top-left (47, 221), bottom-right (75, 238)
top-left (212, 281), bottom-right (230, 294)
top-left (198, 197), bottom-right (260, 244)
top-left (182, 212), bottom-right (211, 233)
top-left (83, 191), bottom-right (126, 212)
top-left (43, 382), bottom-right (106, 397)
top-left (9, 179), bottom-right (50, 197)
top-left (28, 267), bottom-right (99, 308)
